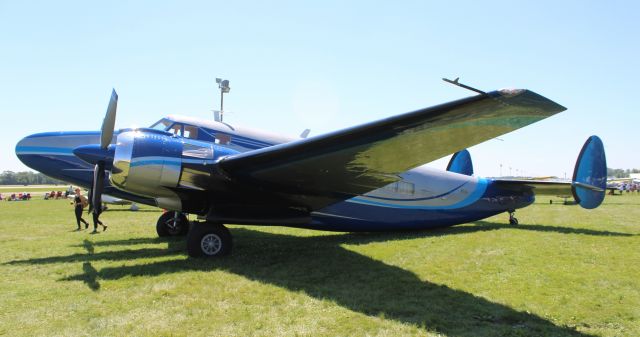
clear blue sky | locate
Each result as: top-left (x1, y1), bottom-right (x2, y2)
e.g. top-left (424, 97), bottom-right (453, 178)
top-left (1, 1), bottom-right (638, 178)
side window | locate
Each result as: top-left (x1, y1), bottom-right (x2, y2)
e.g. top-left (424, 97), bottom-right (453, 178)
top-left (169, 124), bottom-right (182, 136)
top-left (215, 133), bottom-right (232, 145)
top-left (383, 181), bottom-right (415, 195)
top-left (183, 125), bottom-right (199, 139)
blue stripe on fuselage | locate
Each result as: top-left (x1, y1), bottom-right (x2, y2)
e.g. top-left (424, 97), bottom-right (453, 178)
top-left (349, 179), bottom-right (488, 210)
top-left (15, 146), bottom-right (74, 155)
top-left (309, 179), bottom-right (534, 231)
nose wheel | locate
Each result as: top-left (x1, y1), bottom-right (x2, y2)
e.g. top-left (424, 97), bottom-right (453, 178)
top-left (508, 210), bottom-right (519, 225)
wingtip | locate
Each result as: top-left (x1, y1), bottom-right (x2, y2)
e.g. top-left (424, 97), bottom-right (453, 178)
top-left (498, 89), bottom-right (567, 115)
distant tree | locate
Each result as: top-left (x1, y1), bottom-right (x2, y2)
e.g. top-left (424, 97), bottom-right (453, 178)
top-left (0, 171), bottom-right (64, 185)
top-left (607, 168), bottom-right (640, 178)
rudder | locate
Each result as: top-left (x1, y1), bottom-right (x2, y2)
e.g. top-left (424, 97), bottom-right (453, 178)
top-left (572, 136), bottom-right (607, 209)
top-left (447, 149), bottom-right (474, 176)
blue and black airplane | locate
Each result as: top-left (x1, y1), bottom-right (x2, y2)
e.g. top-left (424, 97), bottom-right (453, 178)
top-left (16, 84), bottom-right (607, 257)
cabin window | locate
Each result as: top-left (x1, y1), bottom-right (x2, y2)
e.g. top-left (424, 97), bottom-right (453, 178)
top-left (168, 123), bottom-right (183, 136)
top-left (183, 125), bottom-right (199, 139)
top-left (215, 133), bottom-right (232, 145)
top-left (384, 181), bottom-right (415, 195)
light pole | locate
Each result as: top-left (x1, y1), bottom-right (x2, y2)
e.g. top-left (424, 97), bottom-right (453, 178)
top-left (215, 78), bottom-right (230, 122)
top-left (500, 163), bottom-right (503, 177)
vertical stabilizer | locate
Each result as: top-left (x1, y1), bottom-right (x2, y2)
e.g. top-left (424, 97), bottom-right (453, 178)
top-left (572, 136), bottom-right (607, 209)
top-left (446, 149), bottom-right (474, 176)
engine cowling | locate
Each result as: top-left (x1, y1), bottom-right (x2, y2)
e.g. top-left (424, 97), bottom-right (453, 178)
top-left (111, 129), bottom-right (184, 208)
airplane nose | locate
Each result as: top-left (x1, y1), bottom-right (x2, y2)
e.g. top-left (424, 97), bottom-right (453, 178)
top-left (15, 135), bottom-right (32, 165)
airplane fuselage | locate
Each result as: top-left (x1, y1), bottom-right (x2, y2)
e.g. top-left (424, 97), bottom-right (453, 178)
top-left (16, 115), bottom-right (532, 231)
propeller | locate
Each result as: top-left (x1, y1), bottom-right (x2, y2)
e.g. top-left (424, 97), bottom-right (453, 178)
top-left (90, 89), bottom-right (118, 215)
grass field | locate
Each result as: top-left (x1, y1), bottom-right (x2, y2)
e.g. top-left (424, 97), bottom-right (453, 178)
top-left (0, 194), bottom-right (639, 336)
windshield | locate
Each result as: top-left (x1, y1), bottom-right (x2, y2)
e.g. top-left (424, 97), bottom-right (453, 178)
top-left (149, 118), bottom-right (172, 131)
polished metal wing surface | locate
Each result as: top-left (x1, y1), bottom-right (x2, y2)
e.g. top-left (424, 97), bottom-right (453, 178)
top-left (216, 89), bottom-right (566, 210)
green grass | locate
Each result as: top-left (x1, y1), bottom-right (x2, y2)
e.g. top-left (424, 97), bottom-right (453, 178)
top-left (0, 195), bottom-right (639, 336)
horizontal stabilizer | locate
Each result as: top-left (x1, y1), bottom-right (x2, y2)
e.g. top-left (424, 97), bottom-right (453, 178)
top-left (493, 135), bottom-right (607, 209)
top-left (446, 149), bottom-right (473, 176)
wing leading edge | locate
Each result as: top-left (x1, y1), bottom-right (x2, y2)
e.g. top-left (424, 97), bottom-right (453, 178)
top-left (216, 89), bottom-right (566, 211)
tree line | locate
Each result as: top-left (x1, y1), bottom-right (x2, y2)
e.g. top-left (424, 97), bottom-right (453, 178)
top-left (607, 168), bottom-right (640, 179)
top-left (0, 171), bottom-right (64, 185)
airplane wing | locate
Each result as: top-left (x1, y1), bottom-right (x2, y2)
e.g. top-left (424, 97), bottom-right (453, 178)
top-left (215, 89), bottom-right (566, 211)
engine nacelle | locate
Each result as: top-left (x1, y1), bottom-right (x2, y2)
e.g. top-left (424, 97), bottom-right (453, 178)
top-left (111, 129), bottom-right (184, 208)
top-left (110, 128), bottom-right (240, 211)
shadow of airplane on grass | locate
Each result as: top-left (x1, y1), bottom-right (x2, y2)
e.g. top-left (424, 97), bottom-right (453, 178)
top-left (5, 222), bottom-right (611, 337)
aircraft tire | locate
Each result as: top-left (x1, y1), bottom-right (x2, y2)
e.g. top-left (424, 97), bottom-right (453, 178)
top-left (187, 222), bottom-right (232, 258)
top-left (156, 212), bottom-right (189, 237)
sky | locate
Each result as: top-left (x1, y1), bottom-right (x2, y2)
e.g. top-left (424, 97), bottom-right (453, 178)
top-left (1, 0), bottom-right (638, 178)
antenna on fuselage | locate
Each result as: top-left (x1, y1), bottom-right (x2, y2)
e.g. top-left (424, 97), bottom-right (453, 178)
top-left (215, 77), bottom-right (230, 122)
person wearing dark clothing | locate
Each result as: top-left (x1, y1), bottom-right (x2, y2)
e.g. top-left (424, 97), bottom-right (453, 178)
top-left (73, 189), bottom-right (89, 230)
top-left (91, 211), bottom-right (107, 233)
top-left (87, 193), bottom-right (107, 233)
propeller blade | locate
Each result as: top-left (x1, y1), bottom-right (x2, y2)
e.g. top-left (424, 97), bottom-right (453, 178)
top-left (91, 162), bottom-right (105, 214)
top-left (101, 89), bottom-right (118, 149)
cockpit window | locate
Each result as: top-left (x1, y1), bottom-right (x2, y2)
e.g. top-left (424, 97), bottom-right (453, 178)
top-left (149, 119), bottom-right (172, 131)
top-left (183, 125), bottom-right (198, 139)
top-left (168, 123), bottom-right (183, 136)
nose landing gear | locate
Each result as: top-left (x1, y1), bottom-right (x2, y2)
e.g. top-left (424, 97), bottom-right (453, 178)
top-left (156, 211), bottom-right (189, 237)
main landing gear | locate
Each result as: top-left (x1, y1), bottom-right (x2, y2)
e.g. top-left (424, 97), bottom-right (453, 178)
top-left (508, 210), bottom-right (519, 225)
top-left (186, 222), bottom-right (232, 257)
top-left (155, 212), bottom-right (232, 257)
top-left (156, 211), bottom-right (189, 237)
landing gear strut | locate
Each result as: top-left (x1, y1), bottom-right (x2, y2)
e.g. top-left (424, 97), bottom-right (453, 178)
top-left (156, 211), bottom-right (189, 237)
top-left (186, 222), bottom-right (232, 257)
top-left (508, 210), bottom-right (519, 225)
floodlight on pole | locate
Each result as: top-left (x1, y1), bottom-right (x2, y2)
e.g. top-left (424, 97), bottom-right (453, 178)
top-left (215, 78), bottom-right (230, 122)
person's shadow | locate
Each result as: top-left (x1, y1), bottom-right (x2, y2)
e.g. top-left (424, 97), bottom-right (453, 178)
top-left (35, 222), bottom-right (606, 336)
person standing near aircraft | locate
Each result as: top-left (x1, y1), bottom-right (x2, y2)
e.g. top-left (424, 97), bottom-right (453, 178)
top-left (90, 210), bottom-right (107, 233)
top-left (72, 188), bottom-right (90, 230)
top-left (86, 199), bottom-right (107, 233)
